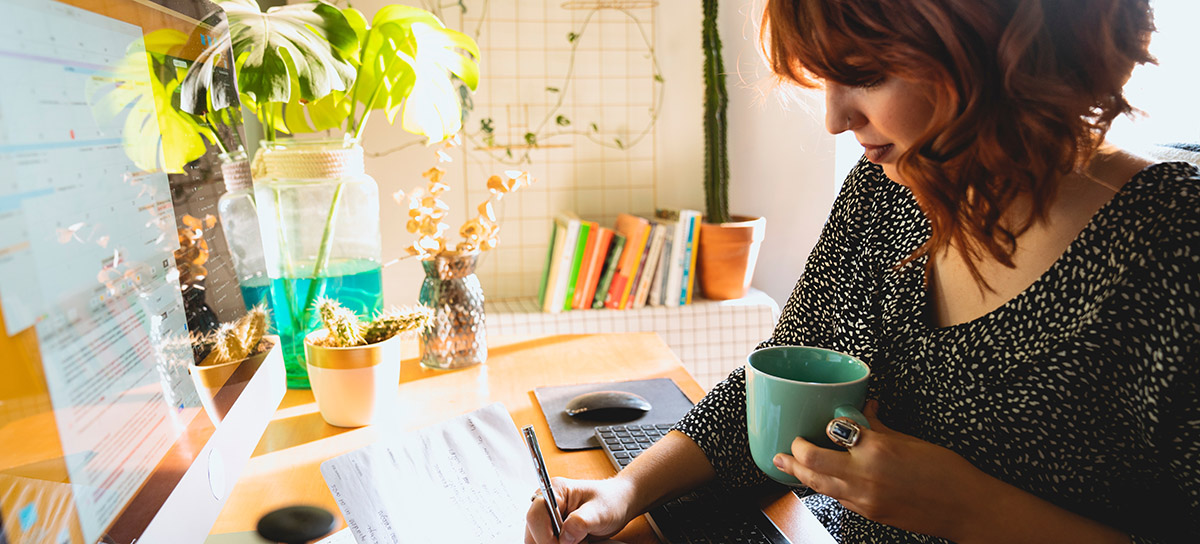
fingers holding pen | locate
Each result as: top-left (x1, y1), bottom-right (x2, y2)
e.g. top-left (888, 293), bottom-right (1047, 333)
top-left (525, 490), bottom-right (556, 544)
top-left (523, 476), bottom-right (639, 544)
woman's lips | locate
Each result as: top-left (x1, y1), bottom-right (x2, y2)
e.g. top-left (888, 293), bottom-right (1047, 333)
top-left (862, 143), bottom-right (894, 163)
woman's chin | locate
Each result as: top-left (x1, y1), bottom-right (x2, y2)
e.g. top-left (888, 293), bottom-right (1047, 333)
top-left (881, 164), bottom-right (909, 186)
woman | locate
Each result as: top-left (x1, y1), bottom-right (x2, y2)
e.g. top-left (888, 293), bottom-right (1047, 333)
top-left (526, 0), bottom-right (1198, 542)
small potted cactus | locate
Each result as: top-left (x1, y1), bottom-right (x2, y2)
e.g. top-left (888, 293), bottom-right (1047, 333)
top-left (304, 298), bottom-right (432, 427)
top-left (189, 305), bottom-right (276, 424)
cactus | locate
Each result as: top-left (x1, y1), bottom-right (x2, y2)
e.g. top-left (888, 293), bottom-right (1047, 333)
top-left (316, 297), bottom-right (365, 348)
top-left (238, 305), bottom-right (268, 350)
top-left (211, 322), bottom-right (249, 362)
top-left (362, 305), bottom-right (433, 344)
top-left (702, 0), bottom-right (730, 224)
top-left (312, 298), bottom-right (433, 347)
top-left (203, 304), bottom-right (271, 365)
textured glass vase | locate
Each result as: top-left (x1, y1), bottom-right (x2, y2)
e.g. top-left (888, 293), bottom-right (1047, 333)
top-left (418, 251), bottom-right (487, 369)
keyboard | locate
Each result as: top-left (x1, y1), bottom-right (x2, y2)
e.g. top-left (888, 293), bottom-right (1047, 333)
top-left (595, 425), bottom-right (792, 544)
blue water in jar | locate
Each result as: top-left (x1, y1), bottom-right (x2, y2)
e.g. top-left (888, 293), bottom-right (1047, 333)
top-left (268, 259), bottom-right (383, 389)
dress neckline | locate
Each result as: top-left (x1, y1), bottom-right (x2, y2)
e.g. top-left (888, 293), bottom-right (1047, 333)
top-left (916, 161), bottom-right (1183, 334)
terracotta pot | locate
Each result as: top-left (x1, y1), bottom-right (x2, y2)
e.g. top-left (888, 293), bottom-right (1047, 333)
top-left (697, 215), bottom-right (766, 300)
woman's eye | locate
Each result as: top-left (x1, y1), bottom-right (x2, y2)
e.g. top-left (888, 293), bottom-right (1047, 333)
top-left (856, 76), bottom-right (886, 90)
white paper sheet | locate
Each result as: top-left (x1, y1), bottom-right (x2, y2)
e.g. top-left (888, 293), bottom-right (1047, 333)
top-left (320, 402), bottom-right (539, 544)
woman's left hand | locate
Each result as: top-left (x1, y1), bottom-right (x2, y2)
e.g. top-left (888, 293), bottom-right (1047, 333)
top-left (771, 401), bottom-right (991, 540)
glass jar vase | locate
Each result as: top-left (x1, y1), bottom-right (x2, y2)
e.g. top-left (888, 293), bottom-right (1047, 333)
top-left (254, 138), bottom-right (383, 388)
top-left (418, 251), bottom-right (486, 369)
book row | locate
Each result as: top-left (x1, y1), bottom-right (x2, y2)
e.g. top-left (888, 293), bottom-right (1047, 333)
top-left (537, 209), bottom-right (704, 312)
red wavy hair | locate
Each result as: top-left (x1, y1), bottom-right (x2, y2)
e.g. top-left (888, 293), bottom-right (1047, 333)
top-left (762, 0), bottom-right (1155, 287)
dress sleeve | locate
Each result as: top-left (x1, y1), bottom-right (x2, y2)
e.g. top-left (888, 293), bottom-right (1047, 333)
top-left (1131, 188), bottom-right (1199, 543)
top-left (673, 159), bottom-right (884, 488)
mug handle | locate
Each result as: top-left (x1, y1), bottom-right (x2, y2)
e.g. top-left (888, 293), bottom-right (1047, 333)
top-left (833, 404), bottom-right (870, 429)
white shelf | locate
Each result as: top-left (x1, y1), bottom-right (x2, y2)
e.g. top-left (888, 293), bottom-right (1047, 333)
top-left (486, 289), bottom-right (780, 390)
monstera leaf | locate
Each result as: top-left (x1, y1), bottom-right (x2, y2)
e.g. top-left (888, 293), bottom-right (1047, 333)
top-left (350, 6), bottom-right (479, 142)
top-left (241, 6), bottom-right (365, 135)
top-left (397, 22), bottom-right (479, 142)
top-left (219, 0), bottom-right (358, 105)
top-left (89, 30), bottom-right (216, 173)
top-left (180, 18), bottom-right (240, 115)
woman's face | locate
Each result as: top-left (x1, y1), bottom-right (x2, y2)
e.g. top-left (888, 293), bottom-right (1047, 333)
top-left (824, 77), bottom-right (937, 183)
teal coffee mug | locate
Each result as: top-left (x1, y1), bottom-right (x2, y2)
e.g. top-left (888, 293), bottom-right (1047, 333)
top-left (746, 346), bottom-right (871, 485)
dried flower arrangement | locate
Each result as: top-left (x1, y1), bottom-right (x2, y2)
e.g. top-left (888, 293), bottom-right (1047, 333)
top-left (195, 305), bottom-right (273, 365)
top-left (309, 297), bottom-right (433, 348)
top-left (393, 137), bottom-right (534, 260)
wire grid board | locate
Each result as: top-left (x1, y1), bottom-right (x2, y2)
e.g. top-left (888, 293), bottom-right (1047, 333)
top-left (486, 289), bottom-right (780, 390)
top-left (431, 0), bottom-right (662, 300)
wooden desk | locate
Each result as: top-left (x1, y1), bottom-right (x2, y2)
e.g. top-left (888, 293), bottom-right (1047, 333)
top-left (210, 333), bottom-right (813, 543)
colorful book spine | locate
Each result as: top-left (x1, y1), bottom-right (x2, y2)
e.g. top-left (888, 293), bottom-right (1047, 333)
top-left (536, 222), bottom-right (559, 309)
top-left (682, 212), bottom-right (701, 304)
top-left (653, 211), bottom-right (683, 307)
top-left (591, 233), bottom-right (626, 309)
top-left (575, 226), bottom-right (613, 310)
top-left (655, 209), bottom-right (699, 307)
top-left (632, 223), bottom-right (667, 308)
top-left (541, 219), bottom-right (568, 312)
top-left (546, 213), bottom-right (580, 313)
top-left (626, 223), bottom-right (656, 309)
top-left (606, 213), bottom-right (651, 309)
top-left (648, 223), bottom-right (673, 307)
top-left (562, 221), bottom-right (591, 311)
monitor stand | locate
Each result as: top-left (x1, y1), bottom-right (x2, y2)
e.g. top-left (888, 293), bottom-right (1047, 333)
top-left (138, 344), bottom-right (286, 544)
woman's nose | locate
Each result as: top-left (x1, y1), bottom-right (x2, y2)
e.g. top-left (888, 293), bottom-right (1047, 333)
top-left (824, 83), bottom-right (861, 134)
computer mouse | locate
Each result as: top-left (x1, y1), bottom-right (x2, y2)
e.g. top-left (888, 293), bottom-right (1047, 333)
top-left (564, 390), bottom-right (652, 421)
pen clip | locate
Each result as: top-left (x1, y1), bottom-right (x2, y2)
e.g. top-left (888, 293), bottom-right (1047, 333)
top-left (522, 425), bottom-right (565, 538)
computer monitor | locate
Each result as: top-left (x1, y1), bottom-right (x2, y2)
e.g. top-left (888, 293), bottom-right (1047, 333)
top-left (0, 0), bottom-right (284, 542)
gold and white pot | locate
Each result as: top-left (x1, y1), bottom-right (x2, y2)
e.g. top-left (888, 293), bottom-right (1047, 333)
top-left (303, 330), bottom-right (404, 428)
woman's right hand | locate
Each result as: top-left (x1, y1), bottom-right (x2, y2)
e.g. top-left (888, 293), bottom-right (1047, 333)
top-left (524, 476), bottom-right (638, 544)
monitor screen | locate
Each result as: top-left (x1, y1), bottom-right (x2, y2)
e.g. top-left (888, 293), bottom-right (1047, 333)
top-left (0, 0), bottom-right (282, 542)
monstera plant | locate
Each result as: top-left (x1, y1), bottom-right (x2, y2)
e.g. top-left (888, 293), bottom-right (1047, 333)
top-left (182, 0), bottom-right (479, 143)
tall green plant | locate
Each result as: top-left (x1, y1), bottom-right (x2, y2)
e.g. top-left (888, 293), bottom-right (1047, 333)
top-left (702, 0), bottom-right (731, 224)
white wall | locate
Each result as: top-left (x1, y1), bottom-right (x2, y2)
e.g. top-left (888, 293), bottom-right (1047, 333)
top-left (720, 1), bottom-right (836, 307)
top-left (1107, 0), bottom-right (1200, 154)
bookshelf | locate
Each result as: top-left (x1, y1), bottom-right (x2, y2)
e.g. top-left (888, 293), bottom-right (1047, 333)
top-left (486, 289), bottom-right (779, 390)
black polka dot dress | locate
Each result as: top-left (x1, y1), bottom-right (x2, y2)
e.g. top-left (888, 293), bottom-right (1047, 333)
top-left (673, 159), bottom-right (1200, 543)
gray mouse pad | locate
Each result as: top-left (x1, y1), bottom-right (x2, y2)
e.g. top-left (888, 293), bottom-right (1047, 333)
top-left (533, 378), bottom-right (696, 451)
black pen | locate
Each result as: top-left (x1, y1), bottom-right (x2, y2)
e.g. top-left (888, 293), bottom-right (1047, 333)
top-left (522, 425), bottom-right (565, 538)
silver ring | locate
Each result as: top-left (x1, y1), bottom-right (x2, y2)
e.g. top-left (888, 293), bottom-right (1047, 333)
top-left (826, 418), bottom-right (862, 448)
